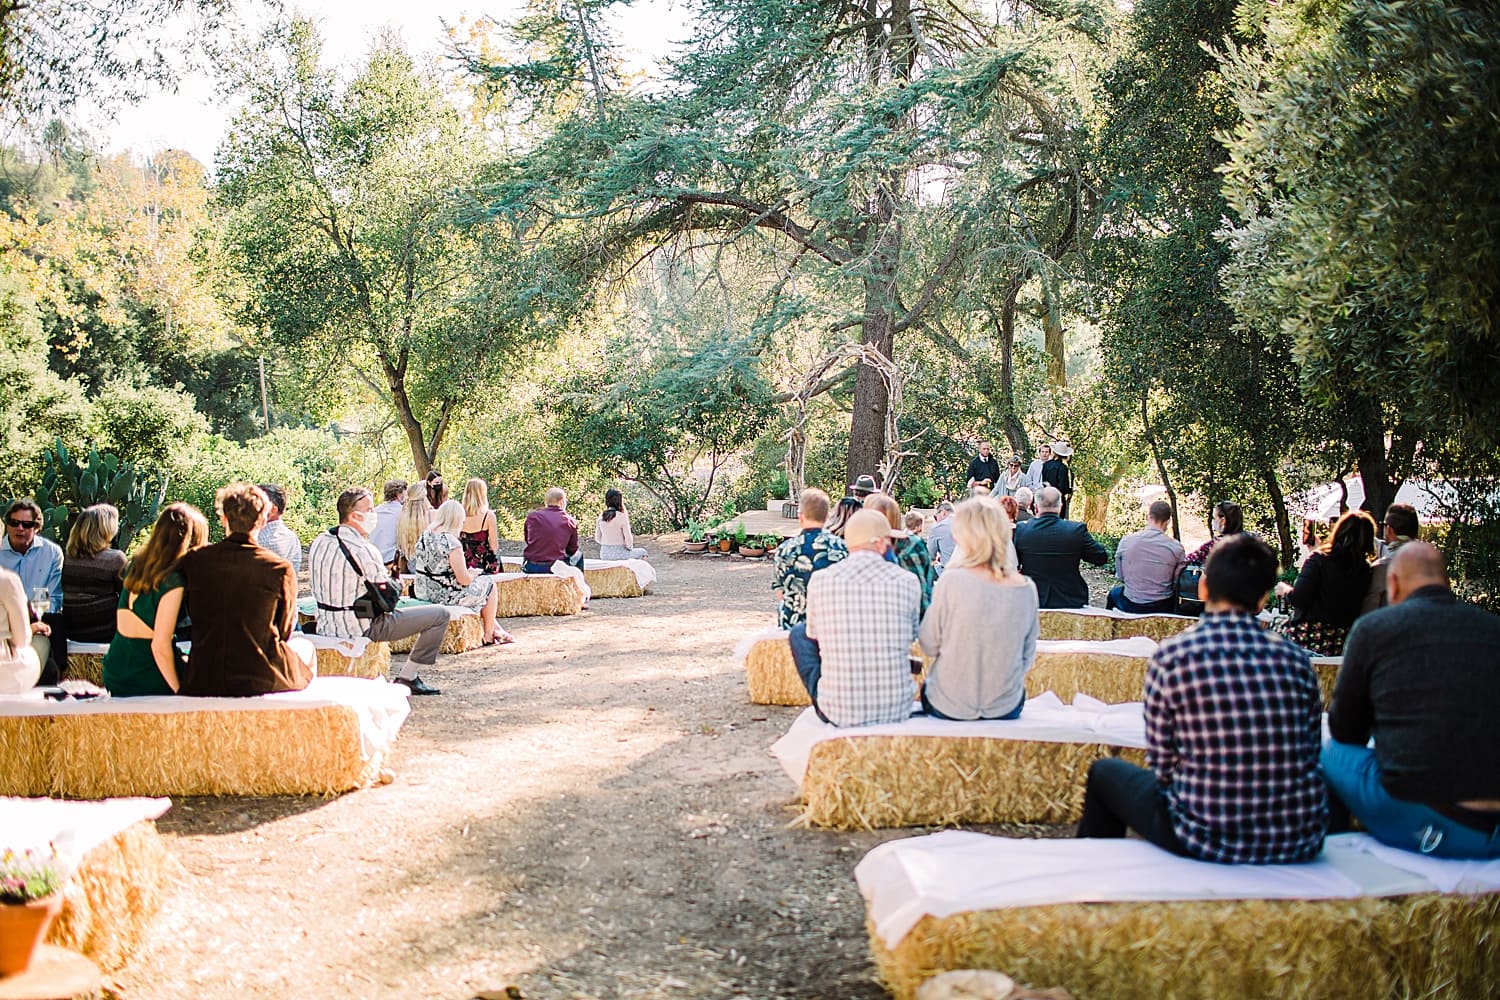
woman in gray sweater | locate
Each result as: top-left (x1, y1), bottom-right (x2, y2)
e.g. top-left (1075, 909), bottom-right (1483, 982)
top-left (918, 497), bottom-right (1038, 720)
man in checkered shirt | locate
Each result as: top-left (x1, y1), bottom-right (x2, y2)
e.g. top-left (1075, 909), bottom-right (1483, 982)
top-left (787, 509), bottom-right (920, 727)
top-left (1076, 534), bottom-right (1328, 863)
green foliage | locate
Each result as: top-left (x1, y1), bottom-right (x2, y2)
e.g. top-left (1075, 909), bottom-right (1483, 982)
top-left (900, 475), bottom-right (940, 509)
top-left (685, 520), bottom-right (708, 543)
top-left (0, 268), bottom-right (90, 496)
top-left (34, 440), bottom-right (167, 550)
top-left (88, 382), bottom-right (208, 469)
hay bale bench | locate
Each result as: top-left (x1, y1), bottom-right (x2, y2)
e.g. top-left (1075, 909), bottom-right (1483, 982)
top-left (769, 693), bottom-right (1146, 829)
top-left (298, 597), bottom-right (491, 653)
top-left (500, 556), bottom-right (656, 598)
top-left (66, 641), bottom-right (189, 687)
top-left (0, 676), bottom-right (411, 797)
top-left (856, 830), bottom-right (1500, 1000)
top-left (737, 628), bottom-right (930, 707)
top-left (305, 634), bottom-right (391, 679)
top-left (4, 796), bottom-right (183, 973)
top-left (1024, 638), bottom-right (1158, 704)
top-left (1039, 608), bottom-right (1198, 642)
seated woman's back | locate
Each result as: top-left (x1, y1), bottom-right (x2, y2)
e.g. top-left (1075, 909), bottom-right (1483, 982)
top-left (62, 505), bottom-right (128, 642)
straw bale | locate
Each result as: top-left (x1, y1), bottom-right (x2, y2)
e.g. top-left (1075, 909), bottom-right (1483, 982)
top-left (493, 576), bottom-right (585, 618)
top-left (66, 652), bottom-right (106, 686)
top-left (1111, 614), bottom-right (1196, 642)
top-left (797, 738), bottom-right (1145, 829)
top-left (0, 716), bottom-right (51, 795)
top-left (870, 890), bottom-right (1500, 1000)
top-left (388, 613), bottom-right (487, 655)
top-left (587, 565), bottom-right (648, 598)
top-left (1025, 651), bottom-right (1148, 705)
top-left (20, 705), bottom-right (381, 797)
top-left (746, 638), bottom-right (931, 707)
top-left (1314, 660), bottom-right (1339, 708)
top-left (49, 819), bottom-right (183, 972)
top-left (314, 641), bottom-right (391, 679)
top-left (1038, 612), bottom-right (1113, 641)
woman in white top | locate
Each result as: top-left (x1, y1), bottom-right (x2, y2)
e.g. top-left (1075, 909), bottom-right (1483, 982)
top-left (595, 489), bottom-right (647, 561)
top-left (411, 500), bottom-right (512, 645)
top-left (917, 496), bottom-right (1038, 721)
top-left (0, 566), bottom-right (43, 693)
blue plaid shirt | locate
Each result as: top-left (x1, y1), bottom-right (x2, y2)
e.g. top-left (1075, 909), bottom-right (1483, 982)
top-left (1146, 611), bottom-right (1328, 864)
top-left (772, 528), bottom-right (848, 629)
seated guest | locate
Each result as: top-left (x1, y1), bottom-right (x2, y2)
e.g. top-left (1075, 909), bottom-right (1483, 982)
top-left (787, 509), bottom-right (919, 726)
top-left (1186, 501), bottom-right (1243, 566)
top-left (178, 483), bottom-right (315, 697)
top-left (1012, 486), bottom-right (1035, 523)
top-left (903, 510), bottom-right (924, 538)
top-left (1077, 535), bottom-right (1327, 863)
top-left (992, 455), bottom-right (1028, 498)
top-left (919, 498), bottom-right (1037, 721)
top-left (1299, 519), bottom-right (1322, 566)
top-left (997, 495), bottom-right (1020, 524)
top-left (522, 488), bottom-right (583, 573)
top-left (1, 498), bottom-right (64, 684)
top-left (595, 488), bottom-right (648, 561)
top-left (256, 484), bottom-right (302, 573)
top-left (1274, 510), bottom-right (1376, 655)
top-left (1324, 542), bottom-right (1500, 859)
top-left (826, 495), bottom-right (862, 537)
top-left (394, 483), bottom-right (433, 573)
top-left (865, 493), bottom-right (936, 618)
top-left (412, 499), bottom-right (510, 646)
top-left (61, 503), bottom-right (126, 643)
top-left (927, 502), bottom-right (956, 571)
top-left (849, 474), bottom-right (878, 500)
top-left (0, 566), bottom-right (43, 693)
top-left (771, 488), bottom-right (847, 629)
top-left (309, 488), bottom-right (450, 696)
top-left (1013, 486), bottom-right (1109, 608)
top-left (1108, 500), bottom-right (1186, 614)
top-left (425, 469), bottom-right (449, 509)
top-left (102, 504), bottom-right (208, 696)
top-left (1362, 502), bottom-right (1419, 612)
top-left (460, 478), bottom-right (502, 573)
top-left (370, 479), bottom-right (407, 574)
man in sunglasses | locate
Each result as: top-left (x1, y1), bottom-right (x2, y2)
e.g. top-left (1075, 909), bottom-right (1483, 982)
top-left (0, 499), bottom-right (65, 684)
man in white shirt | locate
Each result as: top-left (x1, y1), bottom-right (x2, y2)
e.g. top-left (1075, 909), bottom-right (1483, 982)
top-left (308, 487), bottom-right (449, 695)
top-left (256, 484), bottom-right (302, 573)
top-left (787, 509), bottom-right (919, 726)
top-left (369, 480), bottom-right (407, 570)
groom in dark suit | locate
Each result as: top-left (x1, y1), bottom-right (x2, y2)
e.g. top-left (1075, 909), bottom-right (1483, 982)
top-left (1014, 486), bottom-right (1109, 608)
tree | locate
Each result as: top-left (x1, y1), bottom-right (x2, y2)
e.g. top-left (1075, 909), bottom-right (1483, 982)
top-left (0, 268), bottom-right (89, 495)
top-left (1217, 0), bottom-right (1500, 518)
top-left (216, 21), bottom-right (553, 475)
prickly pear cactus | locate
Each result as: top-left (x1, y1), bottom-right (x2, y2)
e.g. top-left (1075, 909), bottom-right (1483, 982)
top-left (27, 439), bottom-right (168, 551)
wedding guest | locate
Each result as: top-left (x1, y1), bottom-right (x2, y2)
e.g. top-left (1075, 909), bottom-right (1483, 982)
top-left (102, 504), bottom-right (208, 697)
top-left (412, 499), bottom-right (510, 645)
top-left (865, 493), bottom-right (936, 618)
top-left (61, 504), bottom-right (126, 643)
top-left (1186, 502), bottom-right (1244, 566)
top-left (0, 566), bottom-right (43, 693)
top-left (460, 478), bottom-right (502, 574)
top-left (370, 479), bottom-right (407, 572)
top-left (1274, 510), bottom-right (1376, 655)
top-left (595, 488), bottom-right (648, 561)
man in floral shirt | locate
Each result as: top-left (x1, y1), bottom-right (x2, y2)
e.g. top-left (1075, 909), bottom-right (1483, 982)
top-left (772, 489), bottom-right (847, 629)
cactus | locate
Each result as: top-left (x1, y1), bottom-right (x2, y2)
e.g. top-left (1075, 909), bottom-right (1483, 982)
top-left (26, 439), bottom-right (169, 551)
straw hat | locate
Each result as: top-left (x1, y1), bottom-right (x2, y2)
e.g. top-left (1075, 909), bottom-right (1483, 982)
top-left (1050, 440), bottom-right (1074, 457)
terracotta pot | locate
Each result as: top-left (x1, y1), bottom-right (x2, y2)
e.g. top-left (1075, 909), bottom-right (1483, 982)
top-left (739, 547), bottom-right (765, 558)
top-left (0, 894), bottom-right (62, 975)
top-left (717, 538), bottom-right (732, 552)
top-left (683, 541), bottom-right (708, 553)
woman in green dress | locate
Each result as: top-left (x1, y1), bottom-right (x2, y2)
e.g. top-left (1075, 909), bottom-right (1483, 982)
top-left (102, 503), bottom-right (209, 696)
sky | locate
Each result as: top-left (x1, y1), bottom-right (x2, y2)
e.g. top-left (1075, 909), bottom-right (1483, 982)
top-left (99, 0), bottom-right (688, 167)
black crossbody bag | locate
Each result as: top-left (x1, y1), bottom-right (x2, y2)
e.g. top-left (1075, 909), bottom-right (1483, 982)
top-left (318, 527), bottom-right (401, 619)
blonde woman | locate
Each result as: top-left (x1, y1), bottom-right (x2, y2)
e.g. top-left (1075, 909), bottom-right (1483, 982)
top-left (102, 503), bottom-right (209, 696)
top-left (412, 499), bottom-right (513, 645)
top-left (917, 497), bottom-right (1038, 720)
top-left (395, 482), bottom-right (433, 571)
top-left (62, 503), bottom-right (127, 642)
top-left (0, 566), bottom-right (43, 693)
top-left (459, 478), bottom-right (501, 574)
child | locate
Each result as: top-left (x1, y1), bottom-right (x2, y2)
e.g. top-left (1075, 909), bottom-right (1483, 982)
top-left (904, 510), bottom-right (925, 538)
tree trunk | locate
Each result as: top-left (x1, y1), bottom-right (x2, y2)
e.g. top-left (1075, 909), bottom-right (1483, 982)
top-left (1260, 461), bottom-right (1296, 570)
top-left (1353, 413), bottom-right (1397, 521)
top-left (846, 191), bottom-right (901, 487)
top-left (1043, 289), bottom-right (1067, 387)
top-left (1141, 391), bottom-right (1180, 538)
top-left (994, 292), bottom-right (1029, 459)
top-left (382, 356), bottom-right (433, 477)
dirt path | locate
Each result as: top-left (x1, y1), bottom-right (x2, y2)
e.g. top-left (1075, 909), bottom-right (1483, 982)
top-left (114, 548), bottom-right (949, 999)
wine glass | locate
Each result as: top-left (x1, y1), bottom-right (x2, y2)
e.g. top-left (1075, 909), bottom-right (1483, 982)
top-left (29, 587), bottom-right (50, 620)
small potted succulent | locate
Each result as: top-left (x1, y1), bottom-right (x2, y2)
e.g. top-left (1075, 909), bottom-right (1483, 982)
top-left (683, 521), bottom-right (709, 553)
top-left (0, 845), bottom-right (64, 975)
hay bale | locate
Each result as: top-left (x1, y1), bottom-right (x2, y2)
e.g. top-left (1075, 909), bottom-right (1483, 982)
top-left (1111, 614), bottom-right (1197, 642)
top-left (1038, 612), bottom-right (1114, 641)
top-left (1026, 650), bottom-right (1148, 705)
top-left (586, 565), bottom-right (648, 598)
top-left (745, 637), bottom-right (931, 708)
top-left (797, 738), bottom-right (1145, 829)
top-left (492, 575), bottom-right (585, 618)
top-left (0, 715), bottom-right (51, 795)
top-left (388, 613), bottom-right (486, 654)
top-left (870, 891), bottom-right (1500, 1000)
top-left (1313, 658), bottom-right (1340, 708)
top-left (66, 651), bottom-right (106, 686)
top-left (314, 642), bottom-right (391, 679)
top-left (49, 819), bottom-right (183, 973)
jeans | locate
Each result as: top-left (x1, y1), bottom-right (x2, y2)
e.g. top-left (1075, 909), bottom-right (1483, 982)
top-left (366, 605), bottom-right (451, 676)
top-left (1321, 739), bottom-right (1500, 860)
top-left (523, 551), bottom-right (584, 574)
top-left (787, 623), bottom-right (831, 724)
top-left (920, 687), bottom-right (1025, 721)
top-left (1076, 757), bottom-right (1188, 855)
top-left (1107, 586), bottom-right (1177, 615)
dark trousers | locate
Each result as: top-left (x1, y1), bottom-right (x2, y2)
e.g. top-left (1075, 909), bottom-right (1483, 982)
top-left (1076, 757), bottom-right (1188, 855)
top-left (523, 551), bottom-right (584, 574)
top-left (787, 623), bottom-right (831, 724)
top-left (39, 611), bottom-right (66, 685)
top-left (1106, 586), bottom-right (1177, 615)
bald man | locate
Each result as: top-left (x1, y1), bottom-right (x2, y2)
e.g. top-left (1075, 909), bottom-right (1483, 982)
top-left (1324, 542), bottom-right (1500, 859)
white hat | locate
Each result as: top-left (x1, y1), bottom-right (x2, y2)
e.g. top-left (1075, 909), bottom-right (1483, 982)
top-left (844, 509), bottom-right (896, 548)
top-left (1050, 440), bottom-right (1074, 458)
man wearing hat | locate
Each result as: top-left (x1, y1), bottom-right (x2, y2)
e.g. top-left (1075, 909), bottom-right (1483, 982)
top-left (849, 474), bottom-right (878, 499)
top-left (787, 509), bottom-right (920, 727)
top-left (1042, 440), bottom-right (1075, 519)
top-left (966, 442), bottom-right (1001, 491)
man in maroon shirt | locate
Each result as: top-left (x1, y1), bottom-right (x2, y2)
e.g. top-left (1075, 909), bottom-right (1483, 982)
top-left (522, 488), bottom-right (583, 573)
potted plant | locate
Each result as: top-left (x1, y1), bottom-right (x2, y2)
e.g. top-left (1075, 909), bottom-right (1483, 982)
top-left (683, 521), bottom-right (709, 553)
top-left (1, 845), bottom-right (63, 975)
top-left (760, 532), bottom-right (784, 553)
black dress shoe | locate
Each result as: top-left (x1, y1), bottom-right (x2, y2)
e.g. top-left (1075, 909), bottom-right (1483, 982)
top-left (394, 676), bottom-right (441, 696)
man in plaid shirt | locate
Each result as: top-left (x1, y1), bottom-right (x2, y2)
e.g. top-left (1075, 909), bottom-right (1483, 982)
top-left (787, 509), bottom-right (920, 726)
top-left (1076, 534), bottom-right (1328, 863)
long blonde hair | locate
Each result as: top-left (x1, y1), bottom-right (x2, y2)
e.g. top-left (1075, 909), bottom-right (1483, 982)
top-left (462, 478), bottom-right (490, 519)
top-left (433, 499), bottom-right (466, 535)
top-left (66, 504), bottom-right (120, 559)
top-left (947, 497), bottom-right (1017, 577)
top-left (396, 489), bottom-right (433, 559)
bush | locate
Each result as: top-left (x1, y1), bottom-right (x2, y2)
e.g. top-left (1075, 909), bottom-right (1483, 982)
top-left (89, 381), bottom-right (209, 468)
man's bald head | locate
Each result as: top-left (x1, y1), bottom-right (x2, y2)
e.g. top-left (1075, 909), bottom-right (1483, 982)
top-left (1387, 540), bottom-right (1448, 605)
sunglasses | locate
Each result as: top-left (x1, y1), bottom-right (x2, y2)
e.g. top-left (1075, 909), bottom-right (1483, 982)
top-left (5, 518), bottom-right (38, 529)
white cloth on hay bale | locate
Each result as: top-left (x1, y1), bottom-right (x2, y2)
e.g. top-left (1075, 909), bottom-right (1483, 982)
top-left (733, 626), bottom-right (789, 666)
top-left (856, 829), bottom-right (1500, 949)
top-left (0, 796), bottom-right (171, 878)
top-left (502, 555), bottom-right (654, 591)
top-left (1035, 637), bottom-right (1160, 658)
top-left (770, 692), bottom-right (1149, 785)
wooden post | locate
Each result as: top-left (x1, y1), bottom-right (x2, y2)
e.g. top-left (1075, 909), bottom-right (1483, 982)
top-left (258, 356), bottom-right (271, 434)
